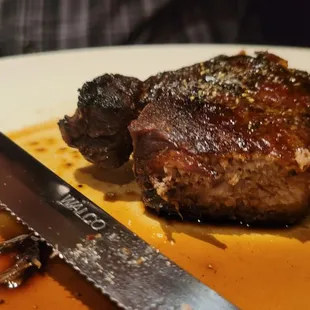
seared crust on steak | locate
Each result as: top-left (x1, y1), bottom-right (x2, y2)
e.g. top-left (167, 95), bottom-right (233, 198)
top-left (58, 74), bottom-right (143, 168)
top-left (59, 52), bottom-right (310, 224)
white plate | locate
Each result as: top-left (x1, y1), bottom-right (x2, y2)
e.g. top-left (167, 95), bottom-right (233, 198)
top-left (0, 44), bottom-right (310, 132)
top-left (1, 44), bottom-right (310, 309)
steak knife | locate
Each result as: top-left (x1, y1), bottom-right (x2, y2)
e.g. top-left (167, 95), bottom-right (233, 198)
top-left (0, 132), bottom-right (237, 310)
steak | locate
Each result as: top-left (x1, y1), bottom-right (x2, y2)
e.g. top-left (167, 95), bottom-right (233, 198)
top-left (58, 74), bottom-right (143, 168)
top-left (59, 52), bottom-right (310, 225)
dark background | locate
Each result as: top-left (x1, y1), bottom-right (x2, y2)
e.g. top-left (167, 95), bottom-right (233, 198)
top-left (0, 0), bottom-right (309, 57)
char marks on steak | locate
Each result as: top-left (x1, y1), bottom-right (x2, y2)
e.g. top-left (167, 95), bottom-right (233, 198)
top-left (58, 74), bottom-right (143, 168)
top-left (59, 52), bottom-right (310, 224)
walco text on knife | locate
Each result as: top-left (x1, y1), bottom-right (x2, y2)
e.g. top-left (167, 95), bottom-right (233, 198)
top-left (56, 194), bottom-right (106, 231)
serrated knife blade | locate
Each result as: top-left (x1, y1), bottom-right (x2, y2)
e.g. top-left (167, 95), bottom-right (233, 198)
top-left (0, 132), bottom-right (237, 310)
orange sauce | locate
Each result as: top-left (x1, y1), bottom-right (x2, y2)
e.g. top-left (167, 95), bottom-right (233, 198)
top-left (1, 119), bottom-right (310, 310)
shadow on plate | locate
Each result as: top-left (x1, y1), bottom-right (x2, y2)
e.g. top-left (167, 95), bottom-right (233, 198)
top-left (74, 161), bottom-right (141, 202)
top-left (145, 208), bottom-right (310, 250)
top-left (75, 160), bottom-right (135, 185)
top-left (73, 163), bottom-right (310, 249)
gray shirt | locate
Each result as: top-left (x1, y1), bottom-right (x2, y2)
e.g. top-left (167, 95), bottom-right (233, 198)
top-left (0, 0), bottom-right (254, 56)
top-left (1, 0), bottom-right (308, 57)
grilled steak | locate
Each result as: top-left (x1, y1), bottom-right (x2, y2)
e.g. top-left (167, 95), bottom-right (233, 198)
top-left (58, 74), bottom-right (143, 168)
top-left (59, 52), bottom-right (310, 224)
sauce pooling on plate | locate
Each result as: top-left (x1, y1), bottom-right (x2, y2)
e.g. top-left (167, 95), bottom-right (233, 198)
top-left (2, 120), bottom-right (310, 310)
